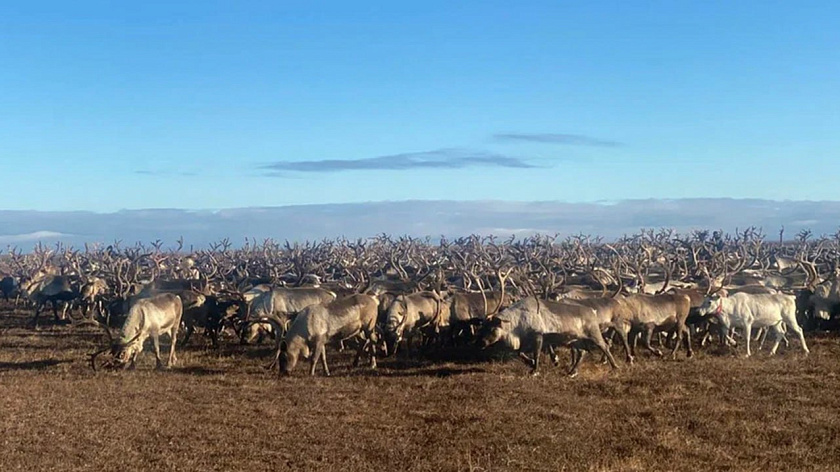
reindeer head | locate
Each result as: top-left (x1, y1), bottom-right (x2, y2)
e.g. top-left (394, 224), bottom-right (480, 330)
top-left (277, 338), bottom-right (309, 376)
top-left (698, 292), bottom-right (726, 317)
top-left (382, 295), bottom-right (409, 356)
top-left (475, 316), bottom-right (510, 349)
top-left (112, 333), bottom-right (145, 367)
top-left (89, 312), bottom-right (145, 371)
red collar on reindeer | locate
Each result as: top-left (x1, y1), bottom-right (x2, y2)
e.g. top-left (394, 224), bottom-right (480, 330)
top-left (714, 301), bottom-right (723, 316)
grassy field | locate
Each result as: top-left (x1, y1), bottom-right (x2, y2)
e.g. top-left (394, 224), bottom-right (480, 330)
top-left (1, 302), bottom-right (839, 472)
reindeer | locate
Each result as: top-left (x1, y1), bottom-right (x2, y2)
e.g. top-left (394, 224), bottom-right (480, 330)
top-left (382, 291), bottom-right (447, 356)
top-left (6, 245), bottom-right (80, 326)
top-left (697, 292), bottom-right (808, 357)
top-left (0, 275), bottom-right (18, 303)
top-left (447, 290), bottom-right (513, 340)
top-left (566, 295), bottom-right (635, 364)
top-left (476, 296), bottom-right (619, 377)
top-left (241, 286), bottom-right (337, 344)
top-left (606, 246), bottom-right (694, 359)
top-left (90, 292), bottom-right (184, 370)
top-left (19, 274), bottom-right (79, 326)
top-left (274, 294), bottom-right (380, 376)
top-left (798, 259), bottom-right (840, 326)
top-left (179, 291), bottom-right (242, 348)
top-left (447, 244), bottom-right (516, 342)
top-left (75, 277), bottom-right (108, 318)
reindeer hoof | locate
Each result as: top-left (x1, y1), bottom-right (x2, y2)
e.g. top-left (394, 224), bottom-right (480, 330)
top-left (530, 370), bottom-right (540, 377)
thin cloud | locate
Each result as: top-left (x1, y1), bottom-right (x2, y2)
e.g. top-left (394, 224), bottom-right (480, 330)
top-left (135, 170), bottom-right (198, 177)
top-left (494, 133), bottom-right (621, 147)
top-left (262, 149), bottom-right (538, 175)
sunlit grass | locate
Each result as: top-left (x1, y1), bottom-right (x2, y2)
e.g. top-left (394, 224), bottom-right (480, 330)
top-left (1, 303), bottom-right (839, 471)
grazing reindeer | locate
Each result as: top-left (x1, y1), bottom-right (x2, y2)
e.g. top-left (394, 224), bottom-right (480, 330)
top-left (90, 293), bottom-right (183, 370)
top-left (275, 294), bottom-right (380, 376)
top-left (382, 291), bottom-right (446, 356)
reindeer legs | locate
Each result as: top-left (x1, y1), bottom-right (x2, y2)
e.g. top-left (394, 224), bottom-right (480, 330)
top-left (168, 327), bottom-right (178, 367)
top-left (568, 348), bottom-right (586, 377)
top-left (530, 333), bottom-right (543, 376)
top-left (642, 324), bottom-right (663, 357)
top-left (309, 339), bottom-right (330, 376)
top-left (319, 344), bottom-right (330, 376)
top-left (615, 324), bottom-right (635, 364)
top-left (153, 334), bottom-right (163, 369)
top-left (670, 322), bottom-right (693, 359)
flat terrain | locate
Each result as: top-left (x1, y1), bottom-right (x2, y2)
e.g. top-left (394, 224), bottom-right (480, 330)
top-left (1, 303), bottom-right (838, 472)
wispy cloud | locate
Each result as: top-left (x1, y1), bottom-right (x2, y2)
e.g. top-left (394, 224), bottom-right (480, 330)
top-left (135, 170), bottom-right (198, 177)
top-left (494, 133), bottom-right (621, 147)
top-left (262, 148), bottom-right (538, 175)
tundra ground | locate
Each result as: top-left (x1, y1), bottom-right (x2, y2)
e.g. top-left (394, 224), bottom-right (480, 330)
top-left (1, 303), bottom-right (838, 472)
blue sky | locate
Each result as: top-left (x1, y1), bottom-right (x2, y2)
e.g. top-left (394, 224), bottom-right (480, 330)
top-left (1, 1), bottom-right (838, 212)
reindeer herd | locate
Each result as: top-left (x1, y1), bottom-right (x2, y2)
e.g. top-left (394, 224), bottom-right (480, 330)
top-left (0, 227), bottom-right (836, 377)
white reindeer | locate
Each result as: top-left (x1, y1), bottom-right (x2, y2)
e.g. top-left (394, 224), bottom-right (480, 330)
top-left (698, 292), bottom-right (808, 357)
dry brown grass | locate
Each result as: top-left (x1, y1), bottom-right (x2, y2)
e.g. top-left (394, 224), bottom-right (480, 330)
top-left (1, 302), bottom-right (839, 472)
